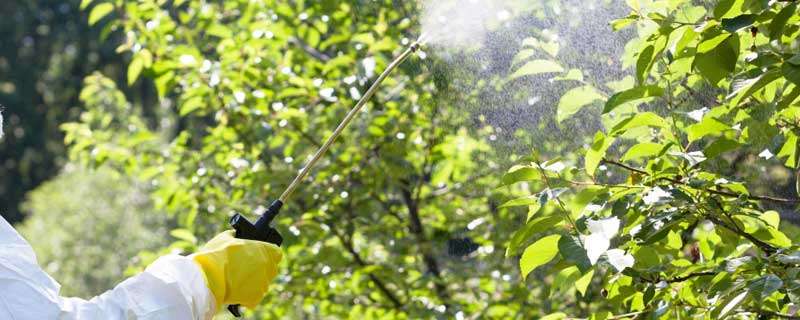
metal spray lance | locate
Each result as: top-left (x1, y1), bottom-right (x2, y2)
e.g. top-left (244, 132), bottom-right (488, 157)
top-left (226, 40), bottom-right (422, 316)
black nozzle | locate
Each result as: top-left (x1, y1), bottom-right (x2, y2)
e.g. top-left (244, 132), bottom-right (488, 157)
top-left (229, 200), bottom-right (284, 245)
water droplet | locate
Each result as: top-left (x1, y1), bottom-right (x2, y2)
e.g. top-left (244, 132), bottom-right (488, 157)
top-left (278, 119), bottom-right (288, 127)
top-left (340, 191), bottom-right (349, 199)
top-left (234, 91), bottom-right (246, 104)
top-left (209, 72), bottom-right (220, 87)
top-left (396, 132), bottom-right (406, 140)
top-left (320, 88), bottom-right (337, 102)
top-left (179, 54), bottom-right (196, 66)
top-left (200, 60), bottom-right (212, 73)
top-left (298, 12), bottom-right (309, 21)
top-left (145, 20), bottom-right (159, 30)
top-left (362, 57), bottom-right (376, 77)
top-left (272, 102), bottom-right (285, 111)
top-left (467, 217), bottom-right (485, 230)
top-left (284, 156), bottom-right (293, 163)
top-left (321, 15), bottom-right (330, 22)
top-left (349, 87), bottom-right (362, 100)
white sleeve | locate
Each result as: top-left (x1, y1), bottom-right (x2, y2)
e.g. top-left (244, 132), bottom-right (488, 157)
top-left (0, 217), bottom-right (216, 320)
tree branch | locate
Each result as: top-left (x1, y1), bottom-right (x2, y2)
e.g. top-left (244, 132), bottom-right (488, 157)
top-left (601, 158), bottom-right (800, 204)
top-left (399, 181), bottom-right (451, 306)
top-left (327, 219), bottom-right (405, 308)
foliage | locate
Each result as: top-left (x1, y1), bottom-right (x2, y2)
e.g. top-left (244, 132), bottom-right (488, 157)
top-left (505, 0), bottom-right (800, 318)
top-left (18, 165), bottom-right (171, 298)
top-left (65, 0), bottom-right (543, 318)
top-left (0, 0), bottom-right (154, 224)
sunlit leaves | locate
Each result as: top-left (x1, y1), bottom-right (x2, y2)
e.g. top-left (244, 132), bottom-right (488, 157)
top-left (507, 215), bottom-right (563, 256)
top-left (509, 60), bottom-right (564, 80)
top-left (520, 234), bottom-right (561, 280)
top-left (88, 3), bottom-right (114, 26)
top-left (769, 3), bottom-right (797, 40)
top-left (693, 32), bottom-right (740, 86)
top-left (602, 85), bottom-right (663, 114)
top-left (686, 117), bottom-right (731, 142)
top-left (621, 143), bottom-right (664, 162)
top-left (556, 86), bottom-right (604, 123)
top-left (609, 112), bottom-right (669, 136)
top-left (585, 132), bottom-right (614, 177)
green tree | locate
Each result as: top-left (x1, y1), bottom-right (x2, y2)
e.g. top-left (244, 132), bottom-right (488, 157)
top-left (505, 0), bottom-right (800, 318)
top-left (0, 0), bottom-right (157, 224)
top-left (18, 165), bottom-right (171, 298)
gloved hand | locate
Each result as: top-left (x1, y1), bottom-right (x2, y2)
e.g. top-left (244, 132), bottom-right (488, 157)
top-left (191, 230), bottom-right (282, 310)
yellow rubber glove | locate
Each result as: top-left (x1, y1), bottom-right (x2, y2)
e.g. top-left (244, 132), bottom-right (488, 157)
top-left (191, 230), bottom-right (283, 309)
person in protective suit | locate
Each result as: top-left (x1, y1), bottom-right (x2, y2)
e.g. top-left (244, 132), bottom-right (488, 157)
top-left (0, 216), bottom-right (282, 319)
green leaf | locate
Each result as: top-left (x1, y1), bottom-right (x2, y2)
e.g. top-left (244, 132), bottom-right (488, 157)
top-left (762, 211), bottom-right (780, 229)
top-left (520, 234), bottom-right (561, 280)
top-left (557, 86), bottom-right (604, 123)
top-left (770, 3), bottom-right (797, 40)
top-left (636, 36), bottom-right (667, 84)
top-left (509, 60), bottom-right (564, 80)
top-left (552, 266), bottom-right (581, 297)
top-left (511, 49), bottom-right (536, 68)
top-left (80, 0), bottom-right (94, 10)
top-left (704, 138), bottom-right (741, 159)
top-left (777, 133), bottom-right (799, 168)
top-left (783, 63), bottom-right (800, 86)
top-left (715, 291), bottom-right (748, 318)
top-left (541, 313), bottom-right (567, 320)
top-left (206, 24), bottom-right (233, 38)
top-left (88, 3), bottom-right (114, 26)
top-left (721, 14), bottom-right (756, 33)
top-left (558, 235), bottom-right (592, 272)
top-left (127, 56), bottom-right (144, 86)
top-left (575, 269), bottom-right (595, 296)
top-left (686, 117), bottom-right (731, 142)
top-left (500, 166), bottom-right (541, 186)
top-left (585, 132), bottom-right (614, 177)
top-left (694, 33), bottom-right (740, 86)
top-left (553, 69), bottom-right (584, 82)
top-left (749, 275), bottom-right (783, 301)
top-left (179, 96), bottom-right (204, 116)
top-left (636, 44), bottom-right (656, 84)
top-left (611, 15), bottom-right (638, 31)
top-left (506, 215), bottom-right (563, 256)
top-left (714, 0), bottom-right (745, 19)
top-left (500, 195), bottom-right (540, 208)
top-left (603, 85), bottom-right (664, 114)
top-left (727, 69), bottom-right (781, 106)
top-left (621, 142), bottom-right (664, 162)
top-left (610, 112), bottom-right (670, 136)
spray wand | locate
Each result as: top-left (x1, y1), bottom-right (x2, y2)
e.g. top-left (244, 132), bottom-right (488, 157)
top-left (226, 40), bottom-right (422, 317)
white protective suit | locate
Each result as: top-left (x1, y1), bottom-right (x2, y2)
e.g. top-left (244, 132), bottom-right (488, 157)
top-left (0, 216), bottom-right (216, 319)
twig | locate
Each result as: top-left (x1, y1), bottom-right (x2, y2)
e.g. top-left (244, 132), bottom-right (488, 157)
top-left (664, 271), bottom-right (716, 283)
top-left (601, 158), bottom-right (800, 204)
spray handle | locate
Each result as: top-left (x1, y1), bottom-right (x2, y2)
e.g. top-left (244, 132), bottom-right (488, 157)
top-left (226, 200), bottom-right (284, 317)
